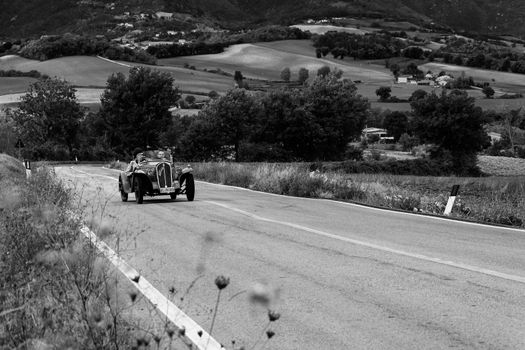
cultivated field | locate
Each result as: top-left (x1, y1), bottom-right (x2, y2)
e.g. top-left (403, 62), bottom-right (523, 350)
top-left (160, 40), bottom-right (393, 83)
top-left (0, 88), bottom-right (105, 106)
top-left (0, 55), bottom-right (234, 93)
top-left (0, 77), bottom-right (38, 95)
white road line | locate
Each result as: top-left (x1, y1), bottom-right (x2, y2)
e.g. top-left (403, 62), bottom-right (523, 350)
top-left (66, 168), bottom-right (221, 348)
top-left (80, 225), bottom-right (222, 350)
top-left (204, 200), bottom-right (525, 285)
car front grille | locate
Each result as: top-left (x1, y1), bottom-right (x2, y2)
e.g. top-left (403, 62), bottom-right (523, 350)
top-left (156, 163), bottom-right (172, 188)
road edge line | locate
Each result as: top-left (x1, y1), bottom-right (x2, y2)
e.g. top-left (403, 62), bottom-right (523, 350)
top-left (75, 222), bottom-right (222, 349)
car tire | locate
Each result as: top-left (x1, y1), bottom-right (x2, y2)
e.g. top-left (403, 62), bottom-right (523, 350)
top-left (119, 179), bottom-right (128, 202)
top-left (170, 193), bottom-right (177, 200)
top-left (184, 174), bottom-right (195, 201)
top-left (134, 177), bottom-right (144, 204)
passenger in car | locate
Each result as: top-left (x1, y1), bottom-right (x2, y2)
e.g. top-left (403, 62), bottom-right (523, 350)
top-left (126, 148), bottom-right (143, 177)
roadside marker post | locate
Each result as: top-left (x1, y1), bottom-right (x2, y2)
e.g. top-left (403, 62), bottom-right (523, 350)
top-left (24, 159), bottom-right (32, 179)
top-left (444, 185), bottom-right (460, 216)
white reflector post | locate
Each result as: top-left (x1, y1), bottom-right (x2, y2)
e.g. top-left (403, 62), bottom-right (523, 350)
top-left (444, 185), bottom-right (460, 216)
top-left (24, 160), bottom-right (32, 179)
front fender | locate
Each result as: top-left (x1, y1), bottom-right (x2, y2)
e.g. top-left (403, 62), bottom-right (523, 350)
top-left (131, 173), bottom-right (153, 193)
top-left (120, 172), bottom-right (131, 193)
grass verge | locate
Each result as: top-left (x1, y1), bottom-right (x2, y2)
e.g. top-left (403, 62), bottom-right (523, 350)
top-left (0, 159), bottom-right (140, 348)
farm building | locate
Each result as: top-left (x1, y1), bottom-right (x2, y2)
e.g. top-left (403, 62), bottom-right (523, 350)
top-left (397, 75), bottom-right (412, 84)
top-left (362, 127), bottom-right (394, 142)
top-left (488, 132), bottom-right (502, 144)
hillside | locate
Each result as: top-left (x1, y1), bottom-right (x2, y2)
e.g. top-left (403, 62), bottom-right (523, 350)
top-left (1, 0), bottom-right (525, 38)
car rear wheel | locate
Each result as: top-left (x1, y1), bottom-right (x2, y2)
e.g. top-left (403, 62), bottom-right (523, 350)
top-left (134, 177), bottom-right (144, 204)
top-left (184, 174), bottom-right (195, 201)
top-left (119, 179), bottom-right (128, 202)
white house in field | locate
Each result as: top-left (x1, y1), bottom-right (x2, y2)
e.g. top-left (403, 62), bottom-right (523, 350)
top-left (155, 11), bottom-right (173, 19)
top-left (397, 75), bottom-right (412, 84)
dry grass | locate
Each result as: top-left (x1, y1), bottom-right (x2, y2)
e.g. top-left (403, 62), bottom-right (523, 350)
top-left (478, 155), bottom-right (525, 176)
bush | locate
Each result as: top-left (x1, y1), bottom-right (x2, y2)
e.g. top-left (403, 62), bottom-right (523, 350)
top-left (0, 69), bottom-right (43, 78)
top-left (344, 145), bottom-right (363, 160)
top-left (398, 133), bottom-right (420, 151)
top-left (312, 158), bottom-right (470, 176)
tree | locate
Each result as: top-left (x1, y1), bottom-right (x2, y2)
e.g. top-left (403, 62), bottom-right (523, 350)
top-left (10, 78), bottom-right (84, 157)
top-left (198, 89), bottom-right (261, 161)
top-left (302, 73), bottom-right (369, 160)
top-left (375, 86), bottom-right (392, 101)
top-left (482, 86), bottom-right (495, 99)
top-left (99, 67), bottom-right (180, 153)
top-left (403, 46), bottom-right (424, 59)
top-left (383, 111), bottom-right (408, 141)
top-left (409, 89), bottom-right (428, 102)
top-left (453, 55), bottom-right (463, 66)
top-left (398, 133), bottom-right (420, 151)
top-left (280, 67), bottom-right (291, 82)
top-left (185, 95), bottom-right (196, 104)
top-left (317, 65), bottom-right (331, 77)
top-left (298, 68), bottom-right (309, 84)
top-left (234, 70), bottom-right (244, 87)
top-left (410, 90), bottom-right (490, 174)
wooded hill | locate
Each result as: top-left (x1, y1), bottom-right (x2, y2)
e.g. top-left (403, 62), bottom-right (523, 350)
top-left (1, 0), bottom-right (525, 38)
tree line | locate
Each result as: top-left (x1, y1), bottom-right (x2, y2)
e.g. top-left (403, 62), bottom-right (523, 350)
top-left (18, 34), bottom-right (156, 64)
top-left (312, 32), bottom-right (407, 60)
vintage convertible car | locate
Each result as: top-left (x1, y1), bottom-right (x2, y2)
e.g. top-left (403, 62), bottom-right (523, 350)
top-left (118, 149), bottom-right (195, 204)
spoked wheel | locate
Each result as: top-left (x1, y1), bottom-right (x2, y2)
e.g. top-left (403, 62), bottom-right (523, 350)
top-left (119, 179), bottom-right (128, 202)
top-left (134, 177), bottom-right (144, 204)
top-left (183, 174), bottom-right (195, 202)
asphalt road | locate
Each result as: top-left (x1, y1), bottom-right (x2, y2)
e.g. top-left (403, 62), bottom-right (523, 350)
top-left (57, 165), bottom-right (525, 350)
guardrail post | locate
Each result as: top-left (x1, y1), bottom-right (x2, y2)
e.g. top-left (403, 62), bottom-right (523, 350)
top-left (444, 185), bottom-right (460, 216)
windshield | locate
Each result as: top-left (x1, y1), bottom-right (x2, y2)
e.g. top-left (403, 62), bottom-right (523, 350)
top-left (142, 150), bottom-right (171, 161)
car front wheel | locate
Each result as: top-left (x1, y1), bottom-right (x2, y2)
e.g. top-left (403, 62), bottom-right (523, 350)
top-left (183, 174), bottom-right (195, 201)
top-left (119, 179), bottom-right (128, 202)
top-left (134, 177), bottom-right (144, 204)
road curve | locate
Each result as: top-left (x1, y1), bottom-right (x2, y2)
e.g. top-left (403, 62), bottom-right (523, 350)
top-left (57, 165), bottom-right (525, 350)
